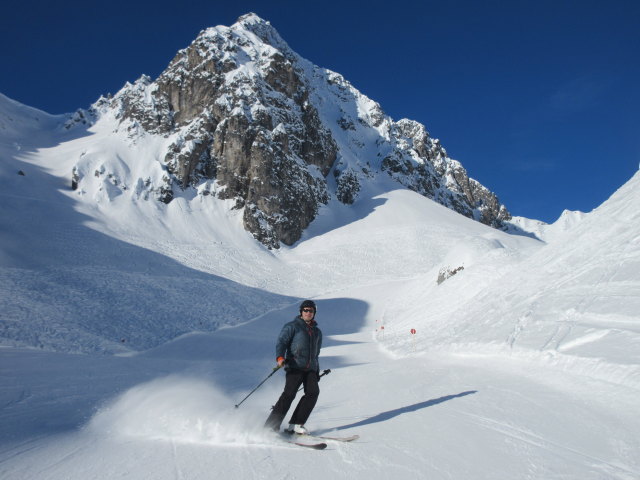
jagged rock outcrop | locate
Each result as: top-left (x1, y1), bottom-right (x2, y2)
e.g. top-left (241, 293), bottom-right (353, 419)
top-left (382, 119), bottom-right (508, 227)
top-left (92, 12), bottom-right (510, 247)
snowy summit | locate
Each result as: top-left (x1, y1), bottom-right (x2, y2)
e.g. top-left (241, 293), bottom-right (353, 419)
top-left (44, 13), bottom-right (510, 249)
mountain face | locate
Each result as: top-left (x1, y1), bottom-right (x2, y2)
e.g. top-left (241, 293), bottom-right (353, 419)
top-left (75, 13), bottom-right (510, 248)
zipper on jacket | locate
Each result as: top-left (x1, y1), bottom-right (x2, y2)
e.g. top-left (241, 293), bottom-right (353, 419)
top-left (306, 324), bottom-right (313, 369)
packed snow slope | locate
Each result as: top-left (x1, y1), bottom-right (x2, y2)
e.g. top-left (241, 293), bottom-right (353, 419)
top-left (1, 93), bottom-right (639, 479)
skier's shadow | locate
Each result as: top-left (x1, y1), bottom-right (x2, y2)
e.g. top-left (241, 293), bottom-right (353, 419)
top-left (320, 390), bottom-right (477, 433)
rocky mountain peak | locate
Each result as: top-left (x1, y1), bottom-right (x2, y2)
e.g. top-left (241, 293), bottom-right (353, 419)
top-left (74, 13), bottom-right (511, 248)
top-left (231, 12), bottom-right (291, 52)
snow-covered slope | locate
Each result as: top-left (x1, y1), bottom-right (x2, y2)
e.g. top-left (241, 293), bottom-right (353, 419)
top-left (382, 172), bottom-right (640, 387)
top-left (0, 93), bottom-right (64, 143)
top-left (1, 67), bottom-right (639, 480)
top-left (508, 209), bottom-right (587, 243)
top-left (0, 105), bottom-right (292, 353)
top-left (0, 92), bottom-right (537, 354)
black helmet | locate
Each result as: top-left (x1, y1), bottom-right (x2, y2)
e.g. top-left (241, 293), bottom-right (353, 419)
top-left (300, 300), bottom-right (316, 313)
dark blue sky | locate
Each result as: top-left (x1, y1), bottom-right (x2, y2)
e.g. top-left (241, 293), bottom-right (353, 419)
top-left (2, 0), bottom-right (638, 223)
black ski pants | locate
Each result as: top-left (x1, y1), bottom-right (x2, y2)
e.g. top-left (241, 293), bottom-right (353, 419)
top-left (264, 369), bottom-right (319, 431)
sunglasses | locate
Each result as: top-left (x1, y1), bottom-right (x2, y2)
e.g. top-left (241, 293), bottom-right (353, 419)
top-left (301, 308), bottom-right (315, 313)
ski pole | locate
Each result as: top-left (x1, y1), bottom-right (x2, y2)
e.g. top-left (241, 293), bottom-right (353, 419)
top-left (235, 365), bottom-right (283, 408)
top-left (297, 369), bottom-right (331, 392)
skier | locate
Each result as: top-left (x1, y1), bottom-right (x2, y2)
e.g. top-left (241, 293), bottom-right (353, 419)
top-left (264, 300), bottom-right (323, 435)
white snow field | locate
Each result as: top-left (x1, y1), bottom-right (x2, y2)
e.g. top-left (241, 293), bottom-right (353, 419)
top-left (1, 95), bottom-right (639, 479)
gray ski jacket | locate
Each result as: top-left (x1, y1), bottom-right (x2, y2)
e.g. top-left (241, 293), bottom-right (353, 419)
top-left (276, 316), bottom-right (322, 372)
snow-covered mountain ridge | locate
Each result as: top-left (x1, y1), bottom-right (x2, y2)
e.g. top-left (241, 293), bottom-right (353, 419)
top-left (35, 13), bottom-right (511, 249)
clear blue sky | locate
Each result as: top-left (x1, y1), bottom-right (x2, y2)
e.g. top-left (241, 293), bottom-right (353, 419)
top-left (2, 0), bottom-right (638, 223)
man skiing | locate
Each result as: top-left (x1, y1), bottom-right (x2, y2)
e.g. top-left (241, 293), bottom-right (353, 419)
top-left (264, 300), bottom-right (322, 435)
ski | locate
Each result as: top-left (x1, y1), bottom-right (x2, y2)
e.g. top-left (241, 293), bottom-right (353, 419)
top-left (284, 431), bottom-right (359, 443)
top-left (278, 433), bottom-right (327, 449)
top-left (290, 441), bottom-right (327, 450)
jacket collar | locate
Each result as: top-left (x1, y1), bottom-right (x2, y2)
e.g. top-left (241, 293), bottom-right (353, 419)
top-left (297, 315), bottom-right (317, 327)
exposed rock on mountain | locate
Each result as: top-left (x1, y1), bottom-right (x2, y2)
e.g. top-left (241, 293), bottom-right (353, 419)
top-left (78, 13), bottom-right (510, 248)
